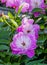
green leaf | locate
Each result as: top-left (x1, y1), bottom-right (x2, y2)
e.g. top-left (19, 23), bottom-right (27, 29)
top-left (32, 8), bottom-right (42, 13)
top-left (37, 63), bottom-right (47, 65)
top-left (0, 39), bottom-right (10, 44)
top-left (0, 64), bottom-right (3, 65)
top-left (12, 63), bottom-right (20, 65)
top-left (44, 49), bottom-right (47, 53)
top-left (40, 23), bottom-right (45, 30)
top-left (26, 59), bottom-right (45, 65)
top-left (43, 16), bottom-right (47, 22)
top-left (40, 25), bottom-right (45, 29)
top-left (10, 19), bottom-right (18, 28)
top-left (17, 5), bottom-right (23, 15)
top-left (5, 62), bottom-right (11, 65)
top-left (0, 45), bottom-right (9, 50)
top-left (0, 29), bottom-right (10, 39)
top-left (0, 60), bottom-right (3, 63)
top-left (26, 62), bottom-right (47, 65)
top-left (8, 12), bottom-right (14, 19)
top-left (37, 34), bottom-right (47, 46)
top-left (36, 48), bottom-right (44, 55)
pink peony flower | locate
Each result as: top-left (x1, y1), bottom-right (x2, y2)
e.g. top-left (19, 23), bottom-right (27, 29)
top-left (22, 0), bottom-right (32, 12)
top-left (33, 24), bottom-right (40, 39)
top-left (17, 17), bottom-right (34, 33)
top-left (23, 0), bottom-right (45, 12)
top-left (24, 0), bottom-right (31, 3)
top-left (17, 17), bottom-right (40, 39)
top-left (1, 0), bottom-right (45, 13)
top-left (10, 32), bottom-right (37, 58)
top-left (30, 0), bottom-right (45, 17)
top-left (5, 0), bottom-right (29, 13)
top-left (24, 0), bottom-right (45, 13)
top-left (15, 0), bottom-right (30, 13)
top-left (30, 0), bottom-right (45, 10)
top-left (19, 2), bottom-right (29, 13)
top-left (6, 0), bottom-right (20, 9)
top-left (22, 17), bottom-right (34, 24)
top-left (6, 0), bottom-right (15, 7)
top-left (1, 0), bottom-right (6, 3)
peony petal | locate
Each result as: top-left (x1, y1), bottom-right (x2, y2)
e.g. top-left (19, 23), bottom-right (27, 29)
top-left (26, 50), bottom-right (35, 58)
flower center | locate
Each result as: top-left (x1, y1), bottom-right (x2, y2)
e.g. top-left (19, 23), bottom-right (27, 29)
top-left (35, 2), bottom-right (38, 7)
top-left (13, 5), bottom-right (17, 8)
top-left (22, 42), bottom-right (26, 46)
top-left (35, 2), bottom-right (38, 5)
top-left (27, 30), bottom-right (31, 33)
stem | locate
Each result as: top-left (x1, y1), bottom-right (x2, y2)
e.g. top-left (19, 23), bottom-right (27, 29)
top-left (5, 20), bottom-right (11, 27)
top-left (4, 19), bottom-right (15, 30)
top-left (18, 55), bottom-right (22, 63)
top-left (35, 17), bottom-right (42, 23)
